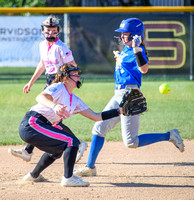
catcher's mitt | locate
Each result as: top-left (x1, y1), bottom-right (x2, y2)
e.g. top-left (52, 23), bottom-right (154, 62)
top-left (119, 89), bottom-right (147, 116)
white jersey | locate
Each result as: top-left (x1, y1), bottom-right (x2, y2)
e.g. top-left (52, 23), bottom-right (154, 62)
top-left (30, 82), bottom-right (89, 125)
top-left (39, 38), bottom-right (74, 75)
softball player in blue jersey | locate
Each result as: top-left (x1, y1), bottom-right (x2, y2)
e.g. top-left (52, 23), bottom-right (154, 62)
top-left (74, 18), bottom-right (185, 177)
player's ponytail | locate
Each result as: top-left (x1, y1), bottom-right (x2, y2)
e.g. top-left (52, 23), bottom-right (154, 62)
top-left (51, 74), bottom-right (62, 84)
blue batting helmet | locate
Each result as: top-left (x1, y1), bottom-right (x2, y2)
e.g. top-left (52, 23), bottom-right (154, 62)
top-left (115, 18), bottom-right (144, 39)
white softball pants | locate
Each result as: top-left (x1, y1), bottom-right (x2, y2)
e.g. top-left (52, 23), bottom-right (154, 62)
top-left (92, 86), bottom-right (140, 148)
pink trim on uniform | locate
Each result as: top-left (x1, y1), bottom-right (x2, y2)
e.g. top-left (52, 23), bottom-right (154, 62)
top-left (70, 94), bottom-right (72, 106)
top-left (55, 37), bottom-right (59, 42)
top-left (53, 124), bottom-right (63, 130)
top-left (47, 38), bottom-right (59, 53)
top-left (63, 84), bottom-right (73, 106)
top-left (29, 116), bottom-right (73, 147)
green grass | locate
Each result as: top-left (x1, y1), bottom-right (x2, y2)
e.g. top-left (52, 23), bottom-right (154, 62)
top-left (0, 81), bottom-right (193, 145)
top-left (0, 67), bottom-right (191, 83)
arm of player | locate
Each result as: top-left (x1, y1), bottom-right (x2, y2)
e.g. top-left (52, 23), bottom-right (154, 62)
top-left (23, 60), bottom-right (45, 93)
top-left (79, 107), bottom-right (124, 121)
top-left (138, 62), bottom-right (148, 74)
top-left (36, 92), bottom-right (68, 117)
top-left (132, 35), bottom-right (148, 74)
top-left (136, 58), bottom-right (148, 74)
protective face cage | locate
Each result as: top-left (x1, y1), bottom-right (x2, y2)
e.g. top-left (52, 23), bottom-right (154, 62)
top-left (41, 17), bottom-right (60, 42)
top-left (113, 33), bottom-right (133, 45)
top-left (59, 68), bottom-right (81, 78)
top-left (62, 68), bottom-right (83, 89)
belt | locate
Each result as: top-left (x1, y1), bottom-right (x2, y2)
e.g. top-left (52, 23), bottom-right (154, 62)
top-left (28, 111), bottom-right (52, 125)
top-left (115, 84), bottom-right (138, 90)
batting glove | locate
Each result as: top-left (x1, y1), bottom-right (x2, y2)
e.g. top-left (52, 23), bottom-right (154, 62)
top-left (132, 35), bottom-right (142, 53)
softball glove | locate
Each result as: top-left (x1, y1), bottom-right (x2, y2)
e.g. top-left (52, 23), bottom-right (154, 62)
top-left (119, 89), bottom-right (147, 116)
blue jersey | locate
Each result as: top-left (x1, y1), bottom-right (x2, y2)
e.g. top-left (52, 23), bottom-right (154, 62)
top-left (114, 46), bottom-right (148, 88)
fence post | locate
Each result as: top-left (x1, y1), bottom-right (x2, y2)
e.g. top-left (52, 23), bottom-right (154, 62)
top-left (64, 13), bottom-right (69, 46)
top-left (190, 12), bottom-right (193, 80)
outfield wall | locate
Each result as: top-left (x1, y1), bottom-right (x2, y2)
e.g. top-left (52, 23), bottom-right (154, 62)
top-left (0, 7), bottom-right (193, 79)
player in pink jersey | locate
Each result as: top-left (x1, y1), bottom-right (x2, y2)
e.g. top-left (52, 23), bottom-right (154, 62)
top-left (19, 64), bottom-right (124, 187)
top-left (8, 16), bottom-right (87, 163)
top-left (23, 15), bottom-right (77, 93)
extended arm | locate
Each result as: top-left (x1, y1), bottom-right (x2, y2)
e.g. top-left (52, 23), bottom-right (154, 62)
top-left (132, 35), bottom-right (148, 74)
top-left (79, 107), bottom-right (123, 122)
top-left (23, 60), bottom-right (45, 93)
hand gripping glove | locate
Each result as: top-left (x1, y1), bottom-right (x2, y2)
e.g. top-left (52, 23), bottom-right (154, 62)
top-left (119, 88), bottom-right (147, 116)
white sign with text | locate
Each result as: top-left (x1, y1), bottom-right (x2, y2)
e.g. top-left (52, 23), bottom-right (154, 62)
top-left (0, 16), bottom-right (47, 67)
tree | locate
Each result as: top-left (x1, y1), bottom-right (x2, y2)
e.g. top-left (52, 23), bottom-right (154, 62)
top-left (46, 0), bottom-right (64, 7)
top-left (0, 0), bottom-right (46, 7)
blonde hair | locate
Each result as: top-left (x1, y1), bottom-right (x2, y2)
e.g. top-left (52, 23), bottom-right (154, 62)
top-left (52, 64), bottom-right (79, 84)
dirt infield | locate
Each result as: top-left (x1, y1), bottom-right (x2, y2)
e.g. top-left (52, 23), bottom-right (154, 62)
top-left (1, 140), bottom-right (194, 200)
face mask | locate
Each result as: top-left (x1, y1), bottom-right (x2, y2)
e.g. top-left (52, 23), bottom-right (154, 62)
top-left (76, 80), bottom-right (82, 88)
top-left (69, 77), bottom-right (84, 89)
top-left (46, 37), bottom-right (56, 42)
top-left (113, 33), bottom-right (133, 45)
